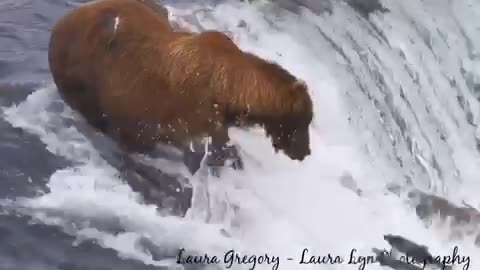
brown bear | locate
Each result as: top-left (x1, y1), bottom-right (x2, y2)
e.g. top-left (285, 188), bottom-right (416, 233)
top-left (48, 0), bottom-right (313, 176)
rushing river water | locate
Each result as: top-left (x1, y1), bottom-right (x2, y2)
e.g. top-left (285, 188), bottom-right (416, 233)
top-left (0, 0), bottom-right (479, 269)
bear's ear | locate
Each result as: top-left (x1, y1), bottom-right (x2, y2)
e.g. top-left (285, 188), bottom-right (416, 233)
top-left (290, 91), bottom-right (313, 122)
top-left (291, 79), bottom-right (310, 103)
top-left (293, 79), bottom-right (306, 88)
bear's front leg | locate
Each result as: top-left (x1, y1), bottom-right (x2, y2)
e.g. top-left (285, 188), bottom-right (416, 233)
top-left (208, 126), bottom-right (244, 174)
top-left (223, 145), bottom-right (244, 171)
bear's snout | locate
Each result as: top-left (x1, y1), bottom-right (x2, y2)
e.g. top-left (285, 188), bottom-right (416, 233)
top-left (284, 143), bottom-right (311, 161)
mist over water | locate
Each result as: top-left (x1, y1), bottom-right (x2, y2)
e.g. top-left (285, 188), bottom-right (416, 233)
top-left (1, 0), bottom-right (480, 269)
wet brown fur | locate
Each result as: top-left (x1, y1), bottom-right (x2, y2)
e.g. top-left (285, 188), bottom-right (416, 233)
top-left (48, 0), bottom-right (313, 169)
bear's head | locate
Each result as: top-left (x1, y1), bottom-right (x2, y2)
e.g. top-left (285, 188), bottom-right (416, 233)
top-left (265, 80), bottom-right (313, 161)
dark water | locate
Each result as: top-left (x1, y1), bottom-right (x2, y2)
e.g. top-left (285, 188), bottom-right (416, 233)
top-left (0, 0), bottom-right (389, 269)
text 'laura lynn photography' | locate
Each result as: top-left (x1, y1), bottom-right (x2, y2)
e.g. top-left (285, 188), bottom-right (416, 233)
top-left (176, 247), bottom-right (471, 270)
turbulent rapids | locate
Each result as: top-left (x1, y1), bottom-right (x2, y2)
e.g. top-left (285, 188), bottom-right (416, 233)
top-left (0, 0), bottom-right (479, 269)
